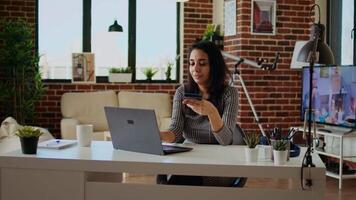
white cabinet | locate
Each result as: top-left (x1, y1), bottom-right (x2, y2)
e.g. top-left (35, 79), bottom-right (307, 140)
top-left (1, 168), bottom-right (85, 200)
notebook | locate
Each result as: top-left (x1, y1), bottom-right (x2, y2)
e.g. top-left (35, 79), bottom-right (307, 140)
top-left (38, 139), bottom-right (77, 149)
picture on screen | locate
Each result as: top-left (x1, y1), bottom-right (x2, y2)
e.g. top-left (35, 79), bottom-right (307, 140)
top-left (302, 66), bottom-right (356, 128)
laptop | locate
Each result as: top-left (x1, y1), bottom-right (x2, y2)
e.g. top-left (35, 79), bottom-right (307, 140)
top-left (104, 107), bottom-right (193, 155)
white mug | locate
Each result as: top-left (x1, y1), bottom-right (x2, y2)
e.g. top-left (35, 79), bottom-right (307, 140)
top-left (76, 124), bottom-right (93, 147)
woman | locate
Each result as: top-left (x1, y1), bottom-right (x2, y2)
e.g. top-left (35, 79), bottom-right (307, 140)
top-left (159, 41), bottom-right (245, 187)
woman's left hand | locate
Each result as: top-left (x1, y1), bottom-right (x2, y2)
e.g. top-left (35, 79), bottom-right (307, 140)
top-left (182, 99), bottom-right (216, 116)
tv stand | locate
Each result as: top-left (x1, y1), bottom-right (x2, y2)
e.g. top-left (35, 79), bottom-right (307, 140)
top-left (295, 126), bottom-right (356, 189)
top-left (317, 125), bottom-right (353, 135)
top-left (317, 128), bottom-right (332, 133)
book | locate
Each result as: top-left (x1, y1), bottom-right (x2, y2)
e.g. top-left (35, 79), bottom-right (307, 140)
top-left (38, 139), bottom-right (77, 149)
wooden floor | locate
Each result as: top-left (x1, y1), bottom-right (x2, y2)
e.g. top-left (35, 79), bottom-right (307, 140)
top-left (124, 174), bottom-right (356, 200)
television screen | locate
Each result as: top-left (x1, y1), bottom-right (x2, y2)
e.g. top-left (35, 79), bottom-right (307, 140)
top-left (301, 66), bottom-right (356, 128)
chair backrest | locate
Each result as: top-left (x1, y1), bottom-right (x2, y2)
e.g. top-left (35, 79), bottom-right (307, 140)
top-left (117, 91), bottom-right (172, 128)
top-left (233, 124), bottom-right (246, 145)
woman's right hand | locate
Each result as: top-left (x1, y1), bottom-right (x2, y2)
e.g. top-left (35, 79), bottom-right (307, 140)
top-left (159, 130), bottom-right (175, 143)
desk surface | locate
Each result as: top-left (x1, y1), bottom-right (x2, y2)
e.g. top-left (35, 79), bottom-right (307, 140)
top-left (0, 141), bottom-right (324, 178)
top-left (0, 141), bottom-right (326, 200)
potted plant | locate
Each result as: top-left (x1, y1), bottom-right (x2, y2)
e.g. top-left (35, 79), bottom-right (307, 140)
top-left (143, 67), bottom-right (158, 82)
top-left (243, 133), bottom-right (260, 162)
top-left (272, 140), bottom-right (288, 165)
top-left (108, 66), bottom-right (133, 83)
top-left (165, 62), bottom-right (173, 82)
top-left (0, 19), bottom-right (44, 124)
top-left (202, 24), bottom-right (223, 49)
top-left (202, 24), bottom-right (217, 41)
top-left (15, 126), bottom-right (44, 154)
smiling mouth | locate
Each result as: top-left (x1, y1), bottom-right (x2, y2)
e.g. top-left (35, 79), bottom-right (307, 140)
top-left (193, 75), bottom-right (201, 79)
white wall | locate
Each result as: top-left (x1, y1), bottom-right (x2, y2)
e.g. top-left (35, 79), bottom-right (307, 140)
top-left (316, 0), bottom-right (327, 27)
top-left (213, 0), bottom-right (224, 34)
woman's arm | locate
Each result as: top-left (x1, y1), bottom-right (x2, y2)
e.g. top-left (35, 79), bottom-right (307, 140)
top-left (182, 99), bottom-right (223, 132)
top-left (213, 87), bottom-right (239, 145)
top-left (165, 86), bottom-right (185, 143)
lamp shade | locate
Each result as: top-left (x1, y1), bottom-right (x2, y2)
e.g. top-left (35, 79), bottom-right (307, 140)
top-left (297, 23), bottom-right (335, 65)
top-left (108, 20), bottom-right (123, 32)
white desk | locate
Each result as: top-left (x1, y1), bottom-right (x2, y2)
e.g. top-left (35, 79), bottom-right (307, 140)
top-left (0, 141), bottom-right (325, 200)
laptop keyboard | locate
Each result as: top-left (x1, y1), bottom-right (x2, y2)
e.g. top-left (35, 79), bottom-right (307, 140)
top-left (162, 145), bottom-right (193, 154)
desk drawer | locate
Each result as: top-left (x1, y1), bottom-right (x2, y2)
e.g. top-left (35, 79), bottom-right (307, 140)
top-left (85, 182), bottom-right (241, 200)
top-left (85, 181), bottom-right (323, 200)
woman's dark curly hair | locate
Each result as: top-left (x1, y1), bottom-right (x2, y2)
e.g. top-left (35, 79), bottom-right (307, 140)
top-left (185, 41), bottom-right (231, 114)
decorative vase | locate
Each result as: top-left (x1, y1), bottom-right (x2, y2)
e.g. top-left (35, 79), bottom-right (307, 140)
top-left (108, 73), bottom-right (132, 83)
top-left (273, 150), bottom-right (288, 165)
top-left (20, 136), bottom-right (39, 154)
top-left (245, 147), bottom-right (259, 162)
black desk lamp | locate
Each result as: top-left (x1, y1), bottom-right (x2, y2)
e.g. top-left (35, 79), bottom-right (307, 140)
top-left (297, 4), bottom-right (335, 178)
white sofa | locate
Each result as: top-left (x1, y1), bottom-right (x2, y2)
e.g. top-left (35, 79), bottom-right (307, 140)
top-left (61, 90), bottom-right (172, 140)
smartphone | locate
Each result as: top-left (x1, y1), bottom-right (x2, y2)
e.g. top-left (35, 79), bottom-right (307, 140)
top-left (183, 93), bottom-right (202, 100)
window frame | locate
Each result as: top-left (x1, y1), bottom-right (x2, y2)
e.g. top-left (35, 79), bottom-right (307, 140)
top-left (36, 0), bottom-right (181, 83)
top-left (327, 0), bottom-right (356, 65)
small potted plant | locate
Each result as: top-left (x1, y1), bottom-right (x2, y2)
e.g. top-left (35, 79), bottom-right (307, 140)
top-left (165, 62), bottom-right (173, 82)
top-left (243, 133), bottom-right (260, 162)
top-left (143, 67), bottom-right (158, 82)
top-left (201, 24), bottom-right (224, 49)
top-left (202, 24), bottom-right (217, 41)
top-left (272, 140), bottom-right (288, 165)
top-left (108, 66), bottom-right (132, 83)
top-left (15, 126), bottom-right (44, 154)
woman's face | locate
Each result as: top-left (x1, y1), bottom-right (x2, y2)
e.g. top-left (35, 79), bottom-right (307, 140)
top-left (189, 49), bottom-right (210, 87)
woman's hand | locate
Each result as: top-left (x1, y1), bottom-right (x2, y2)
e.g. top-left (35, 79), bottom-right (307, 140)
top-left (159, 130), bottom-right (175, 143)
top-left (183, 99), bottom-right (224, 132)
top-left (182, 99), bottom-right (216, 116)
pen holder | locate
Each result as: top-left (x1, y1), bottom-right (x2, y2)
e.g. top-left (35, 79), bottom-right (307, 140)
top-left (257, 145), bottom-right (272, 160)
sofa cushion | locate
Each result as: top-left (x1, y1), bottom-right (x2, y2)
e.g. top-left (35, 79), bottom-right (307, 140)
top-left (61, 90), bottom-right (118, 131)
top-left (118, 91), bottom-right (172, 128)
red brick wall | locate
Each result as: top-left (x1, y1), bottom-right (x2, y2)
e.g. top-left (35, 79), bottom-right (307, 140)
top-left (1, 0), bottom-right (314, 139)
top-left (0, 0), bottom-right (36, 21)
top-left (183, 0), bottom-right (213, 81)
top-left (224, 0), bottom-right (314, 135)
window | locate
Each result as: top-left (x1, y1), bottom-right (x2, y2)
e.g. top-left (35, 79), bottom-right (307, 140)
top-left (328, 0), bottom-right (355, 65)
top-left (38, 0), bottom-right (180, 82)
top-left (92, 0), bottom-right (129, 76)
top-left (136, 0), bottom-right (178, 81)
top-left (38, 0), bottom-right (82, 79)
top-left (341, 0), bottom-right (354, 65)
